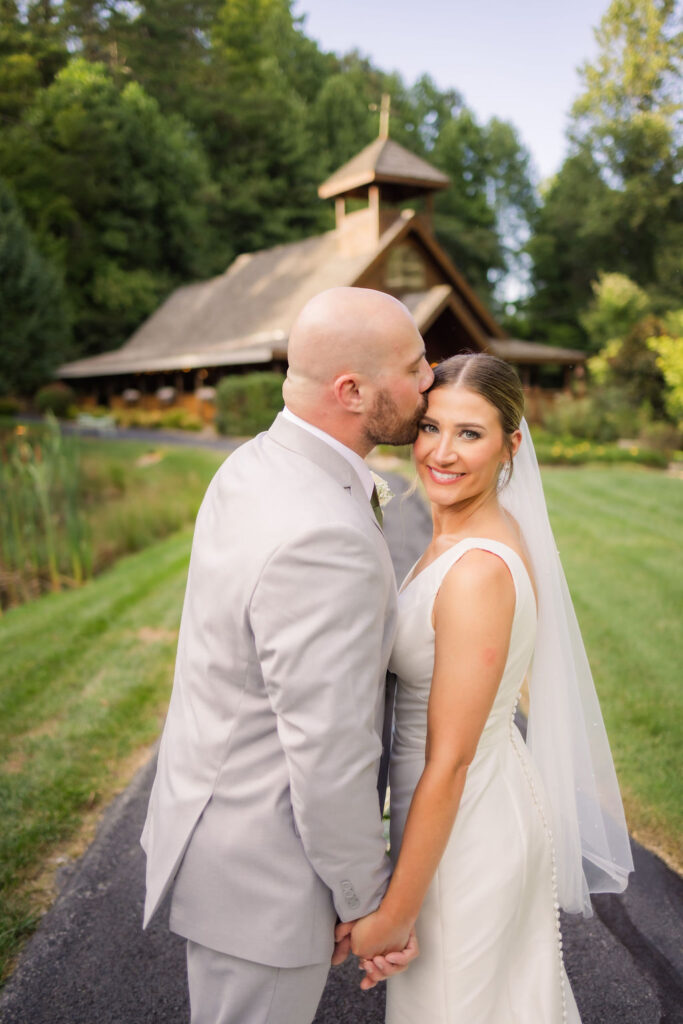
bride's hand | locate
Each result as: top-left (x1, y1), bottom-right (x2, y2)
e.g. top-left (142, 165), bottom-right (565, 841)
top-left (350, 908), bottom-right (412, 962)
top-left (357, 927), bottom-right (419, 990)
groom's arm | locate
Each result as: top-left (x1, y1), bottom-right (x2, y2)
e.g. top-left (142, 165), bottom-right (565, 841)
top-left (250, 522), bottom-right (392, 921)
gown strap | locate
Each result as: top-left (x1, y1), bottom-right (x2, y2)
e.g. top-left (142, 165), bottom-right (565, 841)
top-left (432, 537), bottom-right (530, 595)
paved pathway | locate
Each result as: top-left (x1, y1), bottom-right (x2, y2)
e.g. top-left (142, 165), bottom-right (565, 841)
top-left (1, 469), bottom-right (681, 1023)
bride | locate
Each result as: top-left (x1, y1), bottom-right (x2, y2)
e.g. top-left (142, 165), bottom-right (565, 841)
top-left (349, 353), bottom-right (633, 1022)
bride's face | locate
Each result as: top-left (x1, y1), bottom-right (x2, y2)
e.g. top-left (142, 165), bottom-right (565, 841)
top-left (413, 385), bottom-right (519, 507)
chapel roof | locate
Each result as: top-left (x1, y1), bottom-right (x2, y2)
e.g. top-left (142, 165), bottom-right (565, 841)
top-left (318, 136), bottom-right (450, 201)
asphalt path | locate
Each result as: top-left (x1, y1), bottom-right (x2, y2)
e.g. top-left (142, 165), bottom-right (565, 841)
top-left (1, 459), bottom-right (682, 1024)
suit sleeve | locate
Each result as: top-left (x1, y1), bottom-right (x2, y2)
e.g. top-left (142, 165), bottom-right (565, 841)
top-left (249, 522), bottom-right (392, 921)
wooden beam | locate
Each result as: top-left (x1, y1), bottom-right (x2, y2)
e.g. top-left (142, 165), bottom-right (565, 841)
top-left (335, 197), bottom-right (345, 229)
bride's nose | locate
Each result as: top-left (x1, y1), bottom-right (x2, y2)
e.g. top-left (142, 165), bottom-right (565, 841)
top-left (433, 435), bottom-right (457, 465)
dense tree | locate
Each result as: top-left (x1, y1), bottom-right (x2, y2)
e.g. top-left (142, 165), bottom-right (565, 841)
top-left (527, 0), bottom-right (682, 343)
top-left (432, 111), bottom-right (537, 307)
top-left (309, 58), bottom-right (389, 180)
top-left (525, 151), bottom-right (619, 347)
top-left (175, 0), bottom-right (331, 263)
top-left (648, 312), bottom-right (683, 423)
top-left (581, 272), bottom-right (652, 350)
top-left (111, 1), bottom-right (225, 112)
top-left (0, 0), bottom-right (68, 121)
top-left (432, 111), bottom-right (504, 302)
top-left (408, 75), bottom-right (462, 152)
top-left (583, 273), bottom-right (668, 414)
top-left (483, 118), bottom-right (537, 285)
top-left (0, 179), bottom-right (71, 395)
top-left (0, 60), bottom-right (220, 354)
top-left (572, 0), bottom-right (682, 300)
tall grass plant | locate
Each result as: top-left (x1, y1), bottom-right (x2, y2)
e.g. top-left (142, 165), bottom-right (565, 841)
top-left (0, 425), bottom-right (225, 611)
top-left (0, 416), bottom-right (91, 609)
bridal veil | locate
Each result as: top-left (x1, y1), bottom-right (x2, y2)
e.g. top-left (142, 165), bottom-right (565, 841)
top-left (499, 419), bottom-right (633, 915)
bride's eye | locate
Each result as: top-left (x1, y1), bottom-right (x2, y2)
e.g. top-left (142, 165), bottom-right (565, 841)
top-left (461, 429), bottom-right (480, 440)
top-left (419, 422), bottom-right (438, 433)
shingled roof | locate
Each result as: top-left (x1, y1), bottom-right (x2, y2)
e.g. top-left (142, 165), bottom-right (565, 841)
top-left (59, 204), bottom-right (585, 381)
top-left (60, 223), bottom-right (391, 378)
top-left (318, 137), bottom-right (450, 201)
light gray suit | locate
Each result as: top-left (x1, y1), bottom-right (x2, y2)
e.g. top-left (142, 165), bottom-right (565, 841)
top-left (141, 415), bottom-right (397, 1002)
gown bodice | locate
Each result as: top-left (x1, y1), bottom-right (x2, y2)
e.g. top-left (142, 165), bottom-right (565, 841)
top-left (389, 537), bottom-right (537, 766)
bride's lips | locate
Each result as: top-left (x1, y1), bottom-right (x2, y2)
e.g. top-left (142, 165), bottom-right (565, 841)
top-left (427, 466), bottom-right (464, 484)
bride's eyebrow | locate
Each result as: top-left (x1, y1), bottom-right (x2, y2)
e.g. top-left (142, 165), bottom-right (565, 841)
top-left (454, 422), bottom-right (486, 430)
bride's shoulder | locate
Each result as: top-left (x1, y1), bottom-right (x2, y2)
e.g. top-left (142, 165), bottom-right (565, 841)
top-left (440, 542), bottom-right (515, 593)
top-left (453, 534), bottom-right (536, 605)
top-left (434, 545), bottom-right (516, 623)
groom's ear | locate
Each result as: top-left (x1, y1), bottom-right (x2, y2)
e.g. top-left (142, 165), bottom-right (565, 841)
top-left (333, 373), bottom-right (366, 413)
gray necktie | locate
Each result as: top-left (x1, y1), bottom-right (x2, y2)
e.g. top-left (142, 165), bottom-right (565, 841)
top-left (370, 484), bottom-right (383, 527)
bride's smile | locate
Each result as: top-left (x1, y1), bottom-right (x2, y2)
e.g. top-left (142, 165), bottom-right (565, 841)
top-left (426, 467), bottom-right (464, 483)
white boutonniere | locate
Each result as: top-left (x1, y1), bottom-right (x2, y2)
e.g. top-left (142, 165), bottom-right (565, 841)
top-left (371, 472), bottom-right (394, 508)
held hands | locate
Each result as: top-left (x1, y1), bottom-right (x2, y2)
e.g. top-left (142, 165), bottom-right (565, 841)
top-left (332, 912), bottom-right (419, 990)
top-left (351, 907), bottom-right (412, 960)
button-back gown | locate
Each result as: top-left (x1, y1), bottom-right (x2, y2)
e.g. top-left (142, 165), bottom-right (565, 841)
top-left (386, 538), bottom-right (581, 1024)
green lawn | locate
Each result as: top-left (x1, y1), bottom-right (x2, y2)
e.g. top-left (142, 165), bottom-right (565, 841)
top-left (540, 466), bottom-right (682, 866)
top-left (0, 528), bottom-right (197, 979)
top-left (0, 459), bottom-right (680, 981)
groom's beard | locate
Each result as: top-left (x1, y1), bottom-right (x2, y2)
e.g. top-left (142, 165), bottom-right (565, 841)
top-left (364, 388), bottom-right (428, 447)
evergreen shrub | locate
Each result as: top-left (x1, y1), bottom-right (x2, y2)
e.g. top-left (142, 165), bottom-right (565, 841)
top-left (542, 389), bottom-right (640, 442)
top-left (34, 383), bottom-right (76, 418)
top-left (215, 373), bottom-right (284, 436)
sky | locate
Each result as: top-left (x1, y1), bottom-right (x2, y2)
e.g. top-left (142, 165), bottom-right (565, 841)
top-left (293, 0), bottom-right (610, 182)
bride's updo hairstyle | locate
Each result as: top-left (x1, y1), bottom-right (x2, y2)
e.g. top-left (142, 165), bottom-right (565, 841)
top-left (429, 353), bottom-right (525, 484)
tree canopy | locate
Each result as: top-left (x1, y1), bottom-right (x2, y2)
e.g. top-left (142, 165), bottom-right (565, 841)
top-left (0, 58), bottom-right (219, 355)
top-left (526, 0), bottom-right (682, 347)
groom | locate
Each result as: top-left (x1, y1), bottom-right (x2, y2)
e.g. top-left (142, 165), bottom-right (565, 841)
top-left (141, 287), bottom-right (433, 1023)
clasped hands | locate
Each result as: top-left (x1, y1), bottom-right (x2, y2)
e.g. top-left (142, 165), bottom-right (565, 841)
top-left (332, 909), bottom-right (418, 990)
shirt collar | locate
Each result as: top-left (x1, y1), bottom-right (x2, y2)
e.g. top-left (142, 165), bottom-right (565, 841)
top-left (282, 407), bottom-right (374, 500)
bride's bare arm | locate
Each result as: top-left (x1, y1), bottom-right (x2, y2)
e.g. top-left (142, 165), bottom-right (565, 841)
top-left (350, 549), bottom-right (516, 962)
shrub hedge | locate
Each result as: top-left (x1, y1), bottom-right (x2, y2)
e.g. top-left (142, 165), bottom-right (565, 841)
top-left (215, 372), bottom-right (284, 436)
top-left (34, 383), bottom-right (76, 418)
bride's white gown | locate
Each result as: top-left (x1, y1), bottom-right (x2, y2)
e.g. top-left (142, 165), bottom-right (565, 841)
top-left (386, 538), bottom-right (581, 1024)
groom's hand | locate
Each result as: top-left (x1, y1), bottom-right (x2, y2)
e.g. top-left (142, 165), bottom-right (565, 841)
top-left (359, 928), bottom-right (419, 990)
top-left (331, 920), bottom-right (354, 965)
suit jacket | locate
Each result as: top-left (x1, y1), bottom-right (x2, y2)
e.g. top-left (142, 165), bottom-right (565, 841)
top-left (141, 414), bottom-right (398, 967)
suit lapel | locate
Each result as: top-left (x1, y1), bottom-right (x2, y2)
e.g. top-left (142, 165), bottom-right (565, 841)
top-left (268, 414), bottom-right (382, 534)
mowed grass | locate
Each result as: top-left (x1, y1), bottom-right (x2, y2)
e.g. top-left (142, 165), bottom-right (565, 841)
top-left (0, 529), bottom-right (196, 981)
top-left (540, 466), bottom-right (682, 866)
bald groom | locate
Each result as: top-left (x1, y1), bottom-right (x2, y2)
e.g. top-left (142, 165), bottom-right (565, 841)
top-left (141, 287), bottom-right (433, 1024)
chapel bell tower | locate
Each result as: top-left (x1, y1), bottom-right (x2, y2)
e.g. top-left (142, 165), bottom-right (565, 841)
top-left (317, 95), bottom-right (450, 255)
